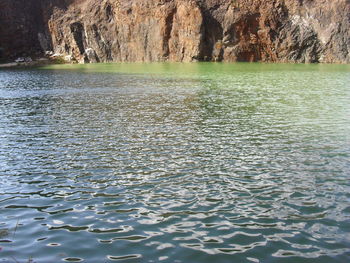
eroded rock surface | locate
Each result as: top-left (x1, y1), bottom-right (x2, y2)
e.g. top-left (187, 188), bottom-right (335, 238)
top-left (1, 0), bottom-right (349, 63)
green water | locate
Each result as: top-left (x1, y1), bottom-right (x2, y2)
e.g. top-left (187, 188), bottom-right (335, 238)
top-left (0, 63), bottom-right (349, 262)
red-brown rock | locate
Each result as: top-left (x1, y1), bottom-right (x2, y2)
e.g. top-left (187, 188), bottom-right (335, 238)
top-left (0, 0), bottom-right (349, 63)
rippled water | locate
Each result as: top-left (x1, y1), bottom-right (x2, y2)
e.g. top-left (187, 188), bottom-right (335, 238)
top-left (0, 63), bottom-right (349, 262)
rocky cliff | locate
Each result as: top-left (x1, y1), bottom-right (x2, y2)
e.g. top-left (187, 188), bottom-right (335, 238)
top-left (0, 0), bottom-right (45, 60)
top-left (1, 0), bottom-right (349, 63)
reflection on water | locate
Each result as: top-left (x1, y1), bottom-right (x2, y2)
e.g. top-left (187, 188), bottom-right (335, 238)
top-left (0, 63), bottom-right (349, 262)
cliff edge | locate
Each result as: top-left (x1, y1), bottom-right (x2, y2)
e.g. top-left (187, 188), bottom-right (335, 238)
top-left (1, 0), bottom-right (349, 63)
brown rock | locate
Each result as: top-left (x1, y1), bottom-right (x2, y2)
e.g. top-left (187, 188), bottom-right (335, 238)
top-left (0, 0), bottom-right (349, 63)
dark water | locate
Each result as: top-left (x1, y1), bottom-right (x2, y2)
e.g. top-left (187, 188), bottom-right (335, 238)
top-left (0, 63), bottom-right (349, 262)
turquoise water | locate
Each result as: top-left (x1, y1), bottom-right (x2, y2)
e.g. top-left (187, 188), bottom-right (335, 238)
top-left (0, 63), bottom-right (349, 262)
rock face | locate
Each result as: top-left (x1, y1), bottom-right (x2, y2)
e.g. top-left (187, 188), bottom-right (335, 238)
top-left (1, 0), bottom-right (349, 63)
top-left (0, 0), bottom-right (45, 60)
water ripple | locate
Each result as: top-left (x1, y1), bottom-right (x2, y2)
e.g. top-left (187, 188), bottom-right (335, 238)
top-left (0, 64), bottom-right (349, 262)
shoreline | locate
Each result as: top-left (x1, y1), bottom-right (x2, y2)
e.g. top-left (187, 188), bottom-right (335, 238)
top-left (1, 60), bottom-right (349, 69)
top-left (0, 59), bottom-right (59, 69)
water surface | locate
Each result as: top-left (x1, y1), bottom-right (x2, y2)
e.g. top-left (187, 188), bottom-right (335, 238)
top-left (0, 63), bottom-right (349, 262)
